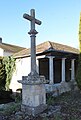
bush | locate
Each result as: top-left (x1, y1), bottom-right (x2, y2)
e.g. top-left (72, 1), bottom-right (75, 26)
top-left (0, 89), bottom-right (14, 104)
top-left (0, 60), bottom-right (6, 90)
top-left (0, 57), bottom-right (16, 91)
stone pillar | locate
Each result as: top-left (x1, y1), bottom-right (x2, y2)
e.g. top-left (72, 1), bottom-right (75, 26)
top-left (71, 59), bottom-right (75, 81)
top-left (61, 58), bottom-right (66, 82)
top-left (47, 56), bottom-right (55, 84)
top-left (36, 59), bottom-right (39, 74)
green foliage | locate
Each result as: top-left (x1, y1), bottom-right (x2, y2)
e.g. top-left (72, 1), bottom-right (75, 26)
top-left (0, 60), bottom-right (6, 90)
top-left (46, 93), bottom-right (55, 105)
top-left (47, 96), bottom-right (54, 105)
top-left (76, 53), bottom-right (81, 90)
top-left (3, 56), bottom-right (16, 91)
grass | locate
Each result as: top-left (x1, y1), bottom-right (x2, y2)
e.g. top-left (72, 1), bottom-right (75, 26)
top-left (0, 102), bottom-right (21, 116)
top-left (46, 90), bottom-right (81, 120)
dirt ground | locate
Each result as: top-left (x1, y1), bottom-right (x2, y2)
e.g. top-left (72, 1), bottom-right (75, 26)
top-left (0, 90), bottom-right (81, 120)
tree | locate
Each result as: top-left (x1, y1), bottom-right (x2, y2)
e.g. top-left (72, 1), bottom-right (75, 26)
top-left (76, 54), bottom-right (81, 89)
top-left (3, 56), bottom-right (16, 91)
top-left (76, 13), bottom-right (81, 89)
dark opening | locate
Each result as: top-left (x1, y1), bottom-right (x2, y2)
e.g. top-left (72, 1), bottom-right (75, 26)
top-left (54, 59), bottom-right (61, 83)
top-left (39, 58), bottom-right (49, 82)
top-left (65, 59), bottom-right (71, 82)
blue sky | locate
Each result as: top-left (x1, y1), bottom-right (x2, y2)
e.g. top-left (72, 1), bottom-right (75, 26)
top-left (0, 0), bottom-right (81, 49)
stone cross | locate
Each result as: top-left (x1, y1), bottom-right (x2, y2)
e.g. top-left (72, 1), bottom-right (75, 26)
top-left (19, 9), bottom-right (47, 116)
top-left (23, 9), bottom-right (42, 74)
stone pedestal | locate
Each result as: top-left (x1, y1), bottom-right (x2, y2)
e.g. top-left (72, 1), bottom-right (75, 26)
top-left (18, 71), bottom-right (47, 116)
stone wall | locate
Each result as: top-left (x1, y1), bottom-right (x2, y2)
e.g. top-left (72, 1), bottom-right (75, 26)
top-left (45, 81), bottom-right (78, 96)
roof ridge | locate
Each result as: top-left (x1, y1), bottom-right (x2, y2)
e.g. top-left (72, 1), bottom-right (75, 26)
top-left (2, 42), bottom-right (26, 49)
top-left (47, 41), bottom-right (53, 48)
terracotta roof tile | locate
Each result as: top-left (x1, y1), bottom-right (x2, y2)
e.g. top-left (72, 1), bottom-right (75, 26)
top-left (13, 41), bottom-right (79, 58)
top-left (50, 42), bottom-right (79, 53)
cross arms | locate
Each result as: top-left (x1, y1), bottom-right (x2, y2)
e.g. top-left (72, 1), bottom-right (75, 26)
top-left (23, 13), bottom-right (42, 25)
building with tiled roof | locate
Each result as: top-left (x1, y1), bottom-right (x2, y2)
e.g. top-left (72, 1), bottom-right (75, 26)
top-left (10, 41), bottom-right (79, 93)
top-left (0, 37), bottom-right (25, 57)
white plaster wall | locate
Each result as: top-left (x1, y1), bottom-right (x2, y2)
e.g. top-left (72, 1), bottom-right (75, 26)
top-left (9, 71), bottom-right (22, 92)
top-left (0, 48), bottom-right (4, 56)
top-left (10, 59), bottom-right (22, 92)
top-left (10, 55), bottom-right (45, 92)
top-left (10, 57), bottom-right (31, 92)
top-left (21, 57), bottom-right (31, 76)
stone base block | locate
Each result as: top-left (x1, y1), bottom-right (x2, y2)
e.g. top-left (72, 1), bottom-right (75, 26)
top-left (18, 73), bottom-right (47, 116)
top-left (21, 104), bottom-right (47, 116)
top-left (22, 84), bottom-right (46, 107)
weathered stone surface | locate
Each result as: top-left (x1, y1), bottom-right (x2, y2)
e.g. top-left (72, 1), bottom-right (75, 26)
top-left (18, 70), bottom-right (47, 116)
top-left (45, 80), bottom-right (79, 97)
top-left (20, 74), bottom-right (47, 116)
top-left (22, 84), bottom-right (46, 107)
top-left (18, 72), bottom-right (46, 85)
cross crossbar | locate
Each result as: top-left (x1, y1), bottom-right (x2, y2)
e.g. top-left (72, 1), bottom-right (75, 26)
top-left (23, 13), bottom-right (42, 25)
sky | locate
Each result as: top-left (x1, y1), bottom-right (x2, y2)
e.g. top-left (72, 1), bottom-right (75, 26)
top-left (0, 0), bottom-right (81, 49)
